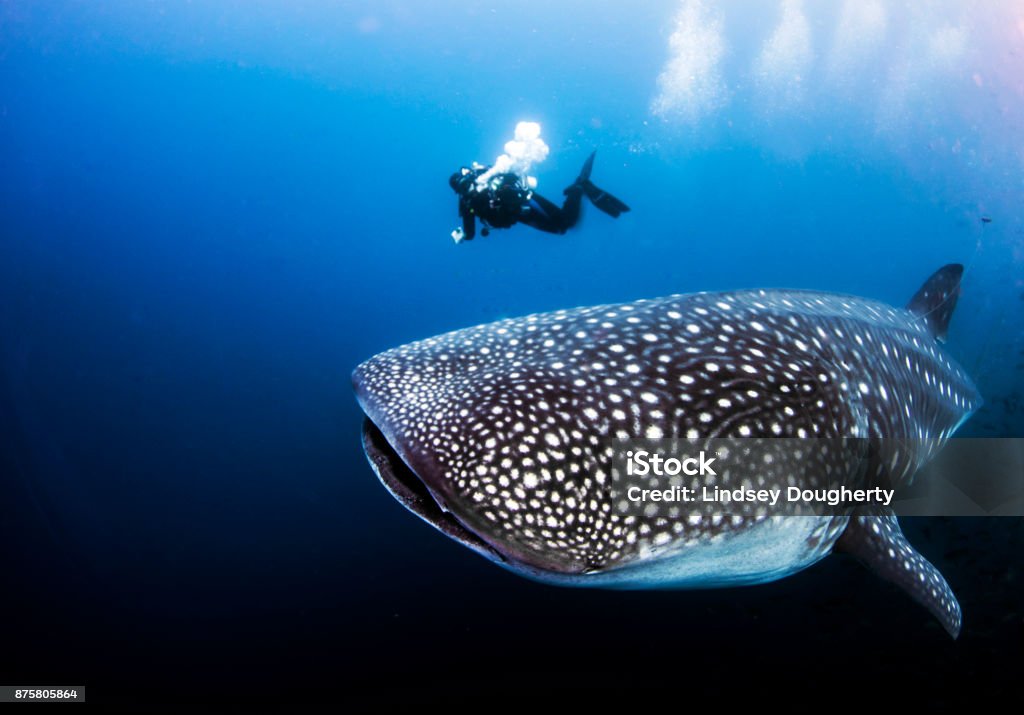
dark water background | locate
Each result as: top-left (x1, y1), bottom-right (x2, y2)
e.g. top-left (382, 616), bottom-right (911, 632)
top-left (1, 2), bottom-right (1021, 707)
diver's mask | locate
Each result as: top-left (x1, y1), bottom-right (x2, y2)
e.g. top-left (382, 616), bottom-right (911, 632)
top-left (449, 167), bottom-right (478, 196)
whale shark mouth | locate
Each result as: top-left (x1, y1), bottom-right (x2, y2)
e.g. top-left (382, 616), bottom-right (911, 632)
top-left (360, 418), bottom-right (504, 564)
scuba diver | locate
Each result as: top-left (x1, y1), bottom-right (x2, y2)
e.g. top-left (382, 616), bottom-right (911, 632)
top-left (448, 151), bottom-right (630, 243)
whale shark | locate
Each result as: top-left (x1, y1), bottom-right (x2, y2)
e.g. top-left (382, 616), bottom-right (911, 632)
top-left (352, 264), bottom-right (980, 637)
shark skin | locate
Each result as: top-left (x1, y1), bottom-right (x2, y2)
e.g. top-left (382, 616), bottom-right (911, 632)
top-left (353, 265), bottom-right (979, 637)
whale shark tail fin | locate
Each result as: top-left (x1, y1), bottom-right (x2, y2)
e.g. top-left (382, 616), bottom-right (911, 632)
top-left (837, 504), bottom-right (962, 638)
top-left (906, 264), bottom-right (964, 343)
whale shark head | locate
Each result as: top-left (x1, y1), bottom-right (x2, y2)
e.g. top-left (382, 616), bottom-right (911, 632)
top-left (352, 265), bottom-right (980, 636)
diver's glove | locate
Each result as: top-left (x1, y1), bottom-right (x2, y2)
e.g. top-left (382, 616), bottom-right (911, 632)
top-left (451, 227), bottom-right (465, 244)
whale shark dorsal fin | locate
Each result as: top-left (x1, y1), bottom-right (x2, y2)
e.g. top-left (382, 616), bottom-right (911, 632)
top-left (837, 505), bottom-right (962, 638)
top-left (906, 264), bottom-right (964, 343)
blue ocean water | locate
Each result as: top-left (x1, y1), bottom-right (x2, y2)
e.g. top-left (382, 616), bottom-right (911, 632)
top-left (1, 2), bottom-right (1022, 707)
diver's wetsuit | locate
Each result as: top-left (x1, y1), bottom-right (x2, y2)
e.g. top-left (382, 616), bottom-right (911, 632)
top-left (449, 152), bottom-right (628, 241)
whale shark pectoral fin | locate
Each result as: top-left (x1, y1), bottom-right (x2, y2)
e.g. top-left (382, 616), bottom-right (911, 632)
top-left (836, 505), bottom-right (962, 639)
top-left (905, 263), bottom-right (963, 343)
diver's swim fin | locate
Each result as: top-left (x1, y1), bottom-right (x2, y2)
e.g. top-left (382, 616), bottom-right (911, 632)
top-left (576, 151), bottom-right (596, 185)
top-left (582, 180), bottom-right (630, 218)
top-left (564, 150), bottom-right (630, 218)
